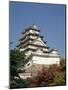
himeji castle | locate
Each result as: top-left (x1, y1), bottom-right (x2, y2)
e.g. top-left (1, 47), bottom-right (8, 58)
top-left (17, 24), bottom-right (60, 78)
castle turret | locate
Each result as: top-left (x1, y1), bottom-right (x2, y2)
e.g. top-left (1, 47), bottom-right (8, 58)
top-left (17, 24), bottom-right (49, 57)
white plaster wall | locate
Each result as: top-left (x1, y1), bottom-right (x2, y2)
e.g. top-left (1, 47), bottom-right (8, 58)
top-left (33, 40), bottom-right (43, 46)
top-left (20, 48), bottom-right (24, 51)
top-left (19, 73), bottom-right (31, 79)
top-left (25, 51), bottom-right (32, 56)
top-left (28, 45), bottom-right (37, 49)
top-left (32, 56), bottom-right (60, 65)
top-left (30, 35), bottom-right (37, 39)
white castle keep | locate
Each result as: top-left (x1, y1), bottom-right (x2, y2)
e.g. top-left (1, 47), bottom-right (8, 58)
top-left (17, 24), bottom-right (60, 78)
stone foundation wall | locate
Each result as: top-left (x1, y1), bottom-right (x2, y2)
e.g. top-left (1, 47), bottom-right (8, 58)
top-left (19, 64), bottom-right (49, 79)
top-left (31, 64), bottom-right (49, 76)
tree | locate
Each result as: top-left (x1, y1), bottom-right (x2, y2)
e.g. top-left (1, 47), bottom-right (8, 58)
top-left (54, 71), bottom-right (65, 85)
top-left (27, 67), bottom-right (54, 87)
top-left (27, 64), bottom-right (66, 87)
top-left (10, 49), bottom-right (26, 79)
top-left (60, 58), bottom-right (66, 71)
top-left (49, 64), bottom-right (66, 86)
top-left (10, 49), bottom-right (29, 88)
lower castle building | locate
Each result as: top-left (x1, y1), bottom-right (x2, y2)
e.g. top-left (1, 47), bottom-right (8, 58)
top-left (17, 24), bottom-right (60, 78)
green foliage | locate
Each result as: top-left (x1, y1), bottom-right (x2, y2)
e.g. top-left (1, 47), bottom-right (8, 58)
top-left (10, 78), bottom-right (29, 89)
top-left (10, 49), bottom-right (29, 88)
top-left (49, 64), bottom-right (66, 86)
top-left (16, 78), bottom-right (29, 88)
top-left (54, 72), bottom-right (65, 85)
top-left (10, 50), bottom-right (66, 88)
top-left (10, 49), bottom-right (26, 67)
top-left (10, 49), bottom-right (26, 80)
top-left (60, 58), bottom-right (66, 71)
top-left (52, 58), bottom-right (66, 86)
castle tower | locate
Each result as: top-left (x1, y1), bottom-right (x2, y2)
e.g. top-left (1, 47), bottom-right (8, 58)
top-left (17, 24), bottom-right (60, 78)
top-left (17, 24), bottom-right (49, 57)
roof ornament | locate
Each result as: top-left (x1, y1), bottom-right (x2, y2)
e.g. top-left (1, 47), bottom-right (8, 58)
top-left (31, 24), bottom-right (39, 30)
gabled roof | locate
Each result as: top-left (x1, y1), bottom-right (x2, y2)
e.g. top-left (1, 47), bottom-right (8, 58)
top-left (32, 37), bottom-right (47, 47)
top-left (22, 24), bottom-right (40, 34)
top-left (19, 33), bottom-right (39, 41)
top-left (30, 24), bottom-right (39, 30)
top-left (34, 48), bottom-right (43, 54)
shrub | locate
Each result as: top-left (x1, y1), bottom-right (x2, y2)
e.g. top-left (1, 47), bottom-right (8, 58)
top-left (10, 78), bottom-right (29, 89)
top-left (27, 64), bottom-right (66, 87)
top-left (54, 72), bottom-right (65, 85)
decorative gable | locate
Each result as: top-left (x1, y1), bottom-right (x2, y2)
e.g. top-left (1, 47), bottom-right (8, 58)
top-left (33, 48), bottom-right (43, 55)
top-left (32, 37), bottom-right (47, 47)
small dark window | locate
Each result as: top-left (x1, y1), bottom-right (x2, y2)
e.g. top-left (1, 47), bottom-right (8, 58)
top-left (27, 63), bottom-right (30, 66)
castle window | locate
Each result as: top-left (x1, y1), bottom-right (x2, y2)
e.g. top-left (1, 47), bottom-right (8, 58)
top-left (27, 63), bottom-right (30, 66)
